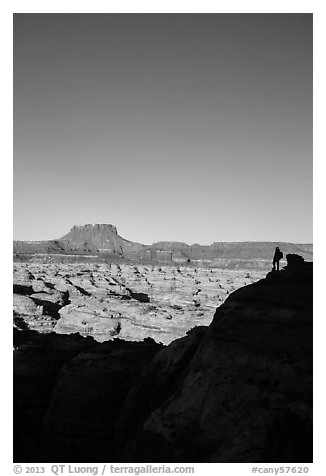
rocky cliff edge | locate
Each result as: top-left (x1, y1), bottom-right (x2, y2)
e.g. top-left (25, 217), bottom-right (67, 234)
top-left (13, 254), bottom-right (312, 463)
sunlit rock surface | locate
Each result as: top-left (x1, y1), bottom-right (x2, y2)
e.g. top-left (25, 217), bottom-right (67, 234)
top-left (13, 262), bottom-right (264, 344)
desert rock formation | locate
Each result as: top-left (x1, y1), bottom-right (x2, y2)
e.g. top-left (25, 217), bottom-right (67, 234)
top-left (14, 262), bottom-right (264, 344)
top-left (13, 255), bottom-right (312, 463)
top-left (14, 224), bottom-right (313, 267)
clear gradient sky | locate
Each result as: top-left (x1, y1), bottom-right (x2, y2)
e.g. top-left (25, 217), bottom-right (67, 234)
top-left (13, 13), bottom-right (312, 244)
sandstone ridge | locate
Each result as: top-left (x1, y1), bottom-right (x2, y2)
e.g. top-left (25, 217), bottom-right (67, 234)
top-left (14, 224), bottom-right (313, 266)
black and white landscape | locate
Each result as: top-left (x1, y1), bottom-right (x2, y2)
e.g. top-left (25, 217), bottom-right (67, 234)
top-left (13, 14), bottom-right (312, 464)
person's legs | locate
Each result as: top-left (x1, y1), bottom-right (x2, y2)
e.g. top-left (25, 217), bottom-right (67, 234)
top-left (276, 261), bottom-right (279, 271)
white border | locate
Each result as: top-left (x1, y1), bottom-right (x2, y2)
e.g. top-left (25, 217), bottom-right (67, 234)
top-left (3, 2), bottom-right (322, 474)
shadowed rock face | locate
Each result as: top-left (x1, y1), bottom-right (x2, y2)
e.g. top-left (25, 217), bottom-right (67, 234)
top-left (13, 330), bottom-right (162, 462)
top-left (13, 256), bottom-right (312, 463)
top-left (118, 258), bottom-right (312, 463)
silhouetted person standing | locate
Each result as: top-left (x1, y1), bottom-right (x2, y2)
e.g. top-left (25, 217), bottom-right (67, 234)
top-left (273, 247), bottom-right (283, 271)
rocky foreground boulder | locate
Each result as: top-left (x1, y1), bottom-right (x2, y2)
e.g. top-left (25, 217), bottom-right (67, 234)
top-left (13, 255), bottom-right (312, 463)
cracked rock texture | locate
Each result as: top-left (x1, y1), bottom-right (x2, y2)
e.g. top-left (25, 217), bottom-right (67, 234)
top-left (14, 262), bottom-right (264, 344)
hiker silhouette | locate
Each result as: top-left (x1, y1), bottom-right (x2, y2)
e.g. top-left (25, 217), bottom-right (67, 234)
top-left (272, 247), bottom-right (283, 271)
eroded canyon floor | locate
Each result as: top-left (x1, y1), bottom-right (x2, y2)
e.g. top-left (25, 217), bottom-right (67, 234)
top-left (13, 262), bottom-right (266, 344)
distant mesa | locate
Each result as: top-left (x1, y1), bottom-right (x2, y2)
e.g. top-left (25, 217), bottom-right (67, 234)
top-left (13, 223), bottom-right (313, 265)
top-left (14, 224), bottom-right (144, 258)
top-left (70, 223), bottom-right (118, 234)
top-left (60, 223), bottom-right (143, 255)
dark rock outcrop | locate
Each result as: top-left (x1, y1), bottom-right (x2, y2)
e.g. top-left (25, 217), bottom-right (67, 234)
top-left (117, 258), bottom-right (312, 462)
top-left (14, 330), bottom-right (96, 461)
top-left (13, 255), bottom-right (312, 463)
top-left (13, 330), bottom-right (162, 462)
